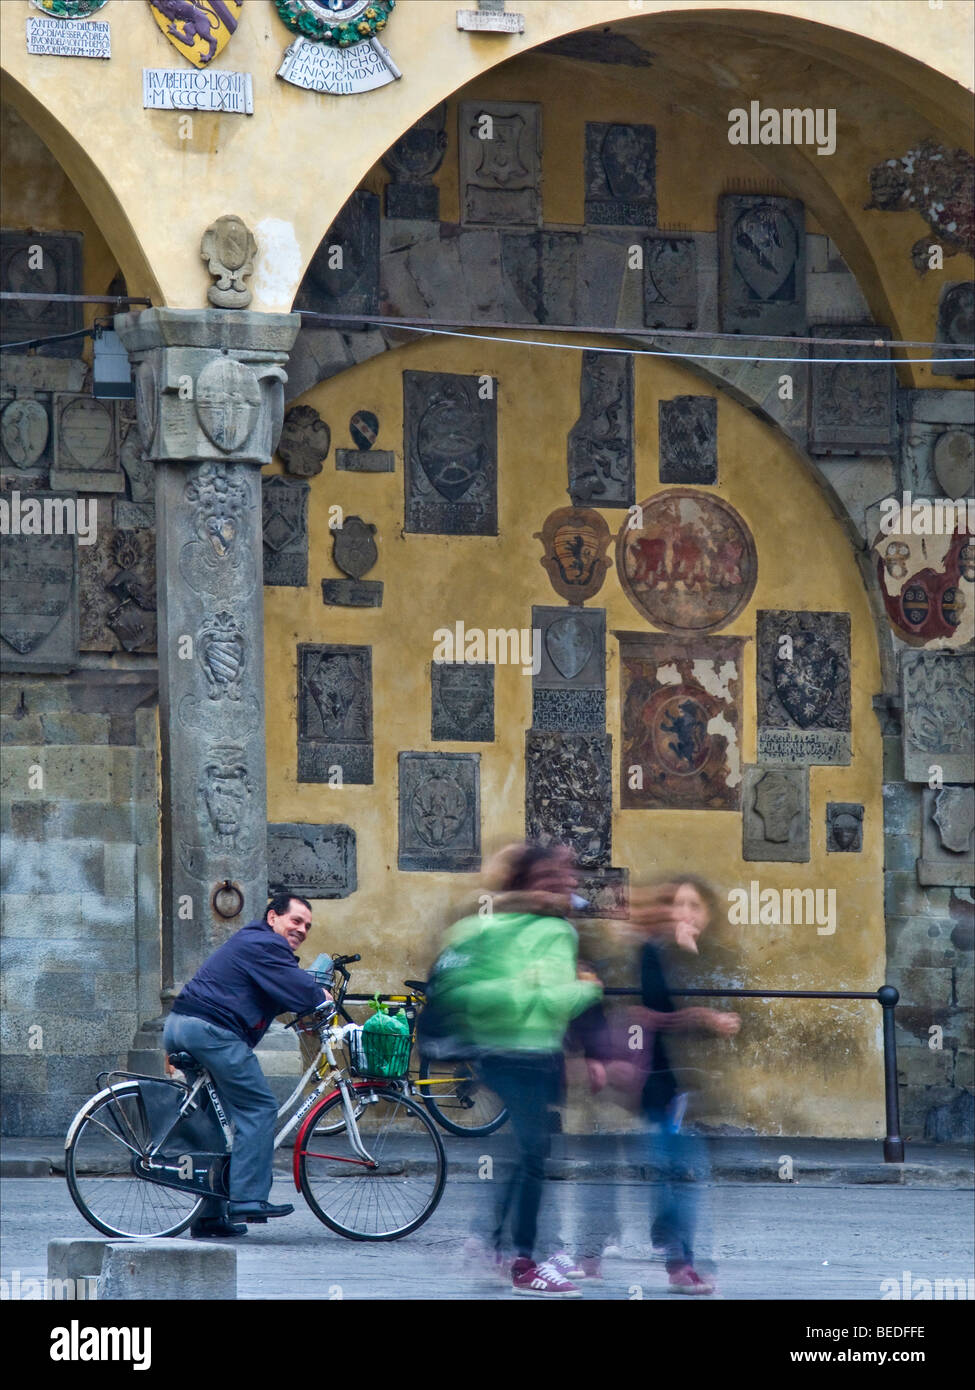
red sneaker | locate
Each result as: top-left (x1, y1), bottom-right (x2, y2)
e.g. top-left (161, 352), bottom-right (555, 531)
top-left (546, 1250), bottom-right (586, 1280)
top-left (668, 1264), bottom-right (715, 1295)
top-left (511, 1256), bottom-right (582, 1297)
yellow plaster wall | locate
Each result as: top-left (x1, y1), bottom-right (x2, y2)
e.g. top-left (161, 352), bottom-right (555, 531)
top-left (264, 327), bottom-right (886, 1137)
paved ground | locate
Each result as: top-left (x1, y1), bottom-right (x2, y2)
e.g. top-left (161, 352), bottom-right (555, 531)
top-left (3, 1171), bottom-right (973, 1301)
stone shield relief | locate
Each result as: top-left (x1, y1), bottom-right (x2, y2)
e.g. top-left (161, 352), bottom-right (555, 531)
top-left (398, 752), bottom-right (481, 872)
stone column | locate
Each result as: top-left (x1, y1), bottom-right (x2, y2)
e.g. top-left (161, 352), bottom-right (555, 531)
top-left (114, 308), bottom-right (300, 994)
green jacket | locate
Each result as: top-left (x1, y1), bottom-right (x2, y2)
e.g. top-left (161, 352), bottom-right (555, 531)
top-left (437, 912), bottom-right (602, 1052)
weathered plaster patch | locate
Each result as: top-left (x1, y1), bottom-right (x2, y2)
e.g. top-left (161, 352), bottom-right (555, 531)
top-left (252, 218), bottom-right (302, 311)
top-left (693, 658), bottom-right (737, 702)
top-left (708, 710), bottom-right (740, 786)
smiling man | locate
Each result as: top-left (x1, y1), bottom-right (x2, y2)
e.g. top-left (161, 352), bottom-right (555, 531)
top-left (163, 893), bottom-right (329, 1237)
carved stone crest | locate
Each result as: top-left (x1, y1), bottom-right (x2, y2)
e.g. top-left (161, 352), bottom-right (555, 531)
top-left (398, 752), bottom-right (481, 872)
top-left (742, 765), bottom-right (810, 862)
top-left (568, 352), bottom-right (634, 508)
top-left (901, 651), bottom-right (975, 784)
top-left (918, 788), bottom-right (974, 886)
top-left (757, 611), bottom-right (851, 765)
top-left (617, 632), bottom-right (743, 811)
top-left (585, 122), bottom-right (656, 227)
top-left (534, 506), bottom-right (611, 605)
top-left (296, 190), bottom-right (380, 318)
top-left (179, 462), bottom-right (257, 601)
top-left (432, 662), bottom-right (494, 742)
top-left (459, 101), bottom-right (541, 227)
top-left (0, 490), bottom-right (78, 672)
top-left (201, 214), bottom-right (257, 309)
top-left (200, 610), bottom-right (245, 701)
top-left (658, 396), bottom-right (717, 485)
top-left (197, 743), bottom-right (253, 848)
top-left (335, 409), bottom-right (395, 472)
top-left (644, 236), bottom-right (697, 330)
top-left (298, 643), bottom-right (373, 783)
top-left (1, 230), bottom-right (83, 355)
top-left (719, 195), bottom-right (806, 334)
top-left (525, 731), bottom-right (612, 868)
top-left (196, 358), bottom-right (262, 452)
top-left (278, 405), bottom-right (330, 477)
top-left (268, 823), bottom-right (357, 899)
top-left (383, 101), bottom-right (447, 220)
top-left (262, 476), bottom-right (308, 587)
top-left (51, 395), bottom-right (122, 492)
top-left (809, 325), bottom-right (897, 455)
top-left (617, 490), bottom-right (757, 633)
top-left (404, 370), bottom-right (497, 535)
top-left (933, 281), bottom-right (975, 379)
top-left (1, 399), bottom-right (48, 469)
top-left (533, 605), bottom-right (606, 733)
top-left (827, 802), bottom-right (864, 853)
top-left (79, 525), bottom-right (157, 653)
top-left (322, 515), bottom-right (382, 607)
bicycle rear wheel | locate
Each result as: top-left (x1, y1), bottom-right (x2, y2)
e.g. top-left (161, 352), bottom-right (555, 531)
top-left (418, 1058), bottom-right (508, 1137)
top-left (65, 1083), bottom-right (205, 1238)
top-left (298, 1083), bottom-right (446, 1240)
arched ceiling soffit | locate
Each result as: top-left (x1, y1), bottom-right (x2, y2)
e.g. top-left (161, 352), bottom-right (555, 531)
top-left (1, 3), bottom-right (970, 314)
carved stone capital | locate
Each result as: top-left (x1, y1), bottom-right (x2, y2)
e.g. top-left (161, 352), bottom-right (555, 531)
top-left (114, 308), bottom-right (300, 466)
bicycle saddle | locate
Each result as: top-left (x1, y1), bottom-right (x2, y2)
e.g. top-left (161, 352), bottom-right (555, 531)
top-left (167, 1050), bottom-right (200, 1072)
top-left (403, 979), bottom-right (427, 992)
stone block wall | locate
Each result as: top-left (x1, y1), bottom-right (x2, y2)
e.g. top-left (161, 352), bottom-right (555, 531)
top-left (0, 669), bottom-right (159, 1136)
top-left (880, 708), bottom-right (975, 1144)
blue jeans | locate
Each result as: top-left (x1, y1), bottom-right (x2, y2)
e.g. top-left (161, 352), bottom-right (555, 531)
top-left (646, 1121), bottom-right (711, 1271)
top-left (163, 1013), bottom-right (278, 1206)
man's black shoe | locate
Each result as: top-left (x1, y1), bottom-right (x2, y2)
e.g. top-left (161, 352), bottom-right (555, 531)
top-left (190, 1217), bottom-right (248, 1239)
top-left (227, 1200), bottom-right (295, 1221)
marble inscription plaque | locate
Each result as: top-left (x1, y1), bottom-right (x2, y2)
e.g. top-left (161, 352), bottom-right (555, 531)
top-left (262, 477), bottom-right (308, 587)
top-left (432, 662), bottom-right (494, 742)
top-left (719, 195), bottom-right (806, 335)
top-left (459, 100), bottom-right (541, 226)
top-left (757, 611), bottom-right (851, 765)
top-left (277, 34), bottom-right (400, 95)
top-left (298, 644), bottom-right (373, 784)
top-left (268, 823), bottom-right (357, 899)
top-left (585, 123), bottom-right (656, 227)
top-left (658, 397), bottom-right (717, 485)
top-left (404, 370), bottom-right (497, 535)
top-left (742, 765), bottom-right (810, 863)
top-left (398, 752), bottom-right (481, 872)
top-left (143, 69), bottom-right (253, 113)
top-left (826, 802), bottom-right (863, 854)
top-left (617, 631), bottom-right (743, 811)
top-left (809, 325), bottom-right (897, 455)
top-left (26, 15), bottom-right (110, 58)
top-left (901, 651), bottom-right (975, 784)
top-left (617, 490), bottom-right (757, 633)
top-left (643, 236), bottom-right (697, 330)
top-left (525, 731), bottom-right (612, 869)
top-left (568, 352), bottom-right (634, 508)
top-left (532, 688), bottom-right (606, 733)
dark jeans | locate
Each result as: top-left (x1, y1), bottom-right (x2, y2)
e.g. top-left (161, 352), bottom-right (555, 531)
top-left (646, 1121), bottom-right (711, 1271)
top-left (478, 1051), bottom-right (563, 1261)
top-left (163, 1013), bottom-right (279, 1212)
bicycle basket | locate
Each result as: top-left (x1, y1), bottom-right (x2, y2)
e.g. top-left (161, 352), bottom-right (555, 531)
top-left (346, 1022), bottom-right (411, 1079)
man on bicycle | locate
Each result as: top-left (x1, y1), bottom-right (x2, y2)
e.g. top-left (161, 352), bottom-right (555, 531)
top-left (163, 892), bottom-right (330, 1238)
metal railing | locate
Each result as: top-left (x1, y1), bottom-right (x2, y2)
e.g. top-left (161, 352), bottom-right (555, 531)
top-left (604, 983), bottom-right (904, 1162)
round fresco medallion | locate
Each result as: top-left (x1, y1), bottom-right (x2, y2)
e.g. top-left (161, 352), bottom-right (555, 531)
top-left (617, 489), bottom-right (757, 633)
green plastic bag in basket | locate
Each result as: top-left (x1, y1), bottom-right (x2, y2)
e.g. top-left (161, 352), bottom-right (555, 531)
top-left (361, 995), bottom-right (411, 1078)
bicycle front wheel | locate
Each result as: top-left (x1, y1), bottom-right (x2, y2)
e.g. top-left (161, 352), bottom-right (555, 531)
top-left (418, 1058), bottom-right (509, 1137)
top-left (298, 1083), bottom-right (446, 1240)
top-left (65, 1083), bottom-right (205, 1238)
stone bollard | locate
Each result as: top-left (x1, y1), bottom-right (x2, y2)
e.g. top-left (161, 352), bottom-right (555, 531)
top-left (98, 1240), bottom-right (236, 1300)
top-left (47, 1238), bottom-right (109, 1300)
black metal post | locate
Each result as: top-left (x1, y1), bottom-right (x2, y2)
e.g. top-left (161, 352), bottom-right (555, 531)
top-left (878, 984), bottom-right (905, 1163)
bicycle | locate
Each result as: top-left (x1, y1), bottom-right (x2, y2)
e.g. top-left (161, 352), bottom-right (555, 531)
top-left (65, 959), bottom-right (446, 1243)
top-left (323, 955), bottom-right (509, 1138)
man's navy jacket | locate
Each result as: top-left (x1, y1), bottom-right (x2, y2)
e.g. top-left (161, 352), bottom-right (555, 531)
top-left (171, 919), bottom-right (325, 1048)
